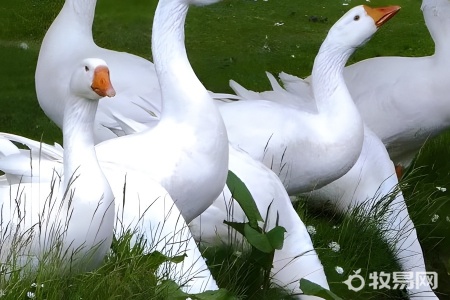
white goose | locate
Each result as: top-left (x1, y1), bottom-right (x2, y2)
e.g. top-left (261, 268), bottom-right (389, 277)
top-left (35, 0), bottom-right (162, 143)
top-left (343, 0), bottom-right (450, 173)
top-left (88, 0), bottom-right (229, 224)
top-left (221, 4), bottom-right (436, 295)
top-left (0, 141), bottom-right (218, 294)
top-left (275, 0), bottom-right (450, 175)
top-left (303, 127), bottom-right (438, 299)
top-left (3, 74), bottom-right (218, 296)
top-left (0, 58), bottom-right (115, 274)
top-left (216, 5), bottom-right (400, 195)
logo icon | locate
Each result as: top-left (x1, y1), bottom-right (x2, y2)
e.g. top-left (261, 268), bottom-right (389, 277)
top-left (343, 268), bottom-right (365, 292)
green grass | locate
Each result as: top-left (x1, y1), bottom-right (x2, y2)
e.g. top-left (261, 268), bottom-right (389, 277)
top-left (1, 0), bottom-right (449, 299)
top-left (294, 197), bottom-right (407, 299)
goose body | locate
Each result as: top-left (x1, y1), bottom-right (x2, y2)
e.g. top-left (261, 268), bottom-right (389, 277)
top-left (92, 0), bottom-right (228, 223)
top-left (342, 0), bottom-right (450, 169)
top-left (0, 130), bottom-right (218, 293)
top-left (35, 0), bottom-right (162, 143)
top-left (111, 109), bottom-right (332, 296)
top-left (303, 127), bottom-right (438, 299)
top-left (37, 0), bottom-right (229, 224)
top-left (102, 166), bottom-right (218, 293)
top-left (190, 145), bottom-right (329, 299)
top-left (0, 136), bottom-right (218, 293)
top-left (0, 58), bottom-right (115, 274)
top-left (110, 109), bottom-right (333, 297)
top-left (216, 5), bottom-right (400, 195)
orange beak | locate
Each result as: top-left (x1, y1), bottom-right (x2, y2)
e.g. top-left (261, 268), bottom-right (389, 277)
top-left (364, 5), bottom-right (401, 28)
top-left (91, 66), bottom-right (116, 97)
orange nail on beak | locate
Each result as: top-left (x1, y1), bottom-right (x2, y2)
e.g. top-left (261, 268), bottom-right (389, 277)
top-left (91, 66), bottom-right (116, 97)
top-left (364, 5), bottom-right (401, 28)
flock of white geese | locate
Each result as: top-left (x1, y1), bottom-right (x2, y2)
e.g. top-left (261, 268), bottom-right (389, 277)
top-left (0, 0), bottom-right (446, 298)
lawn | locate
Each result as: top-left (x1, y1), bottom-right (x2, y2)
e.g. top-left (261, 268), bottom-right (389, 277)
top-left (1, 0), bottom-right (449, 299)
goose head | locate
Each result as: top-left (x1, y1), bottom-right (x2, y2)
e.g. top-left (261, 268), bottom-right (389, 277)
top-left (70, 58), bottom-right (116, 100)
top-left (328, 5), bottom-right (401, 49)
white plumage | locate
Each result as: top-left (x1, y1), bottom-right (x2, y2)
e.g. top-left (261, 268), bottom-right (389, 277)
top-left (217, 5), bottom-right (400, 195)
top-left (0, 58), bottom-right (115, 275)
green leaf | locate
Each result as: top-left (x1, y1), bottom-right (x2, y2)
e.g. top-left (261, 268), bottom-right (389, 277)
top-left (266, 225), bottom-right (287, 250)
top-left (223, 220), bottom-right (246, 236)
top-left (156, 280), bottom-right (190, 299)
top-left (299, 278), bottom-right (343, 300)
top-left (226, 170), bottom-right (263, 227)
top-left (145, 251), bottom-right (187, 267)
top-left (250, 247), bottom-right (275, 270)
top-left (244, 223), bottom-right (273, 253)
top-left (191, 288), bottom-right (237, 300)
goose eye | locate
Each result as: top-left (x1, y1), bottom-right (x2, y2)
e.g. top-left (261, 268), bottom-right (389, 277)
top-left (85, 66), bottom-right (89, 72)
top-left (354, 15), bottom-right (360, 21)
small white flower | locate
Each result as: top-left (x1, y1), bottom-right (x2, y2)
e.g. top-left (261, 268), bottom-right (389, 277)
top-left (328, 241), bottom-right (341, 252)
top-left (431, 214), bottom-right (439, 223)
top-left (436, 186), bottom-right (447, 192)
top-left (332, 225), bottom-right (339, 229)
top-left (291, 55), bottom-right (295, 58)
top-left (19, 42), bottom-right (29, 50)
top-left (335, 266), bottom-right (344, 274)
top-left (342, 3), bottom-right (349, 5)
top-left (306, 225), bottom-right (316, 236)
top-left (31, 283), bottom-right (37, 288)
top-left (274, 22), bottom-right (284, 26)
top-left (27, 291), bottom-right (35, 299)
top-left (446, 216), bottom-right (450, 222)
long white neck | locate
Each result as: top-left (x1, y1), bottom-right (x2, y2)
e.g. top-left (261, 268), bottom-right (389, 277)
top-left (36, 0), bottom-right (98, 129)
top-left (62, 95), bottom-right (102, 193)
top-left (47, 0), bottom-right (96, 48)
top-left (422, 1), bottom-right (450, 61)
top-left (311, 40), bottom-right (354, 112)
top-left (59, 93), bottom-right (114, 269)
top-left (152, 0), bottom-right (220, 122)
